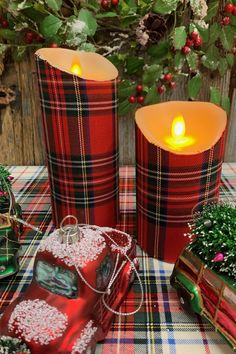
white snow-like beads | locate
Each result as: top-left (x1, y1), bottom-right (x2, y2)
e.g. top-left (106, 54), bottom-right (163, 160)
top-left (39, 226), bottom-right (106, 268)
top-left (8, 299), bottom-right (68, 345)
top-left (71, 320), bottom-right (97, 354)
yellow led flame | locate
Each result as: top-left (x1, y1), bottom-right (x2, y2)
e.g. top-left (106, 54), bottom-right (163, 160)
top-left (171, 115), bottom-right (185, 139)
top-left (165, 114), bottom-right (195, 150)
top-left (71, 63), bottom-right (82, 76)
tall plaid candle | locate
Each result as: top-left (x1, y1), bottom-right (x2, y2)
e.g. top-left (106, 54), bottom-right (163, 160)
top-left (135, 102), bottom-right (227, 263)
top-left (35, 48), bottom-right (119, 228)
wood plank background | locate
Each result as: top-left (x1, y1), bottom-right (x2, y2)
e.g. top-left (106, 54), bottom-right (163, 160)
top-left (0, 53), bottom-right (235, 165)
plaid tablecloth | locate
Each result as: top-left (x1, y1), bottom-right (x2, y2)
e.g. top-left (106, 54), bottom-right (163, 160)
top-left (1, 164), bottom-right (236, 354)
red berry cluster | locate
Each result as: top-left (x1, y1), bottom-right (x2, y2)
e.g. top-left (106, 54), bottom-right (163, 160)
top-left (0, 17), bottom-right (9, 28)
top-left (157, 73), bottom-right (176, 95)
top-left (101, 0), bottom-right (119, 10)
top-left (128, 84), bottom-right (145, 104)
top-left (23, 31), bottom-right (45, 44)
top-left (221, 2), bottom-right (236, 26)
top-left (181, 31), bottom-right (202, 55)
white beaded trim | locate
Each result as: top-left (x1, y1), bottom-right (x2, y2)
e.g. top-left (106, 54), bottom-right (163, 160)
top-left (8, 299), bottom-right (68, 345)
top-left (39, 226), bottom-right (106, 268)
top-left (71, 320), bottom-right (97, 354)
top-left (101, 227), bottom-right (132, 254)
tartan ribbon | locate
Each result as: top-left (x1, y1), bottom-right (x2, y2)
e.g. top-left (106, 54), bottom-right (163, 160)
top-left (35, 56), bottom-right (119, 228)
top-left (136, 124), bottom-right (226, 262)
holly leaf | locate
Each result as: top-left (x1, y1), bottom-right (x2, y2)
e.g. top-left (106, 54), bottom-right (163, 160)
top-left (208, 23), bottom-right (221, 45)
top-left (173, 27), bottom-right (187, 50)
top-left (153, 0), bottom-right (178, 14)
top-left (221, 96), bottom-right (230, 114)
top-left (174, 52), bottom-right (185, 69)
top-left (45, 0), bottom-right (62, 12)
top-left (126, 56), bottom-right (144, 75)
top-left (118, 99), bottom-right (137, 117)
top-left (210, 87), bottom-right (221, 105)
top-left (118, 0), bottom-right (131, 16)
top-left (79, 42), bottom-right (96, 52)
top-left (226, 53), bottom-right (234, 67)
top-left (195, 24), bottom-right (209, 43)
top-left (147, 41), bottom-right (170, 59)
top-left (144, 84), bottom-right (159, 105)
top-left (40, 15), bottom-right (62, 37)
top-left (0, 29), bottom-right (18, 41)
top-left (220, 26), bottom-right (234, 51)
top-left (204, 0), bottom-right (219, 21)
top-left (218, 58), bottom-right (228, 77)
top-left (78, 9), bottom-right (97, 36)
top-left (202, 44), bottom-right (219, 70)
top-left (186, 51), bottom-right (198, 70)
top-left (118, 80), bottom-right (136, 98)
top-left (126, 0), bottom-right (137, 11)
top-left (96, 12), bottom-right (118, 18)
top-left (187, 74), bottom-right (202, 99)
top-left (142, 64), bottom-right (162, 85)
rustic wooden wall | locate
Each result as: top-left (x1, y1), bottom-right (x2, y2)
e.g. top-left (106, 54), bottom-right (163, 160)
top-left (0, 54), bottom-right (235, 165)
top-left (0, 52), bottom-right (44, 165)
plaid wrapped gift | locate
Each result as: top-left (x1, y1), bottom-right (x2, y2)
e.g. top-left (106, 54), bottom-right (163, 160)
top-left (135, 104), bottom-right (226, 263)
top-left (35, 49), bottom-right (119, 228)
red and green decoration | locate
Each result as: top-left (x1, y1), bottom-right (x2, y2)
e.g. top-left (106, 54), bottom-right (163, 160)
top-left (0, 336), bottom-right (30, 354)
top-left (187, 202), bottom-right (236, 281)
top-left (0, 0), bottom-right (235, 115)
top-left (0, 165), bottom-right (14, 214)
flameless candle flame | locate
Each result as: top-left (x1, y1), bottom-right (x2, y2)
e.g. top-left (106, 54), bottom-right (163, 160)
top-left (172, 115), bottom-right (185, 139)
top-left (165, 114), bottom-right (195, 150)
top-left (71, 63), bottom-right (82, 76)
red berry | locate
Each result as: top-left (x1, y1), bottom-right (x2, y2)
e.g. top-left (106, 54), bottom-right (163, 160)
top-left (128, 95), bottom-right (136, 103)
top-left (35, 34), bottom-right (44, 42)
top-left (190, 31), bottom-right (199, 41)
top-left (194, 35), bottom-right (202, 48)
top-left (163, 73), bottom-right (173, 82)
top-left (224, 3), bottom-right (234, 13)
top-left (137, 96), bottom-right (144, 104)
top-left (111, 0), bottom-right (119, 5)
top-left (101, 0), bottom-right (109, 9)
top-left (50, 42), bottom-right (59, 48)
top-left (157, 85), bottom-right (165, 94)
top-left (24, 31), bottom-right (34, 44)
top-left (232, 6), bottom-right (236, 16)
top-left (1, 19), bottom-right (9, 28)
top-left (186, 38), bottom-right (194, 48)
top-left (169, 82), bottom-right (177, 89)
top-left (136, 84), bottom-right (143, 93)
top-left (221, 16), bottom-right (231, 25)
top-left (181, 46), bottom-right (191, 55)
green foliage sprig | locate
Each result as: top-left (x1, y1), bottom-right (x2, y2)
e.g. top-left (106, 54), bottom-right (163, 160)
top-left (0, 335), bottom-right (31, 353)
top-left (187, 202), bottom-right (236, 280)
top-left (0, 0), bottom-right (235, 115)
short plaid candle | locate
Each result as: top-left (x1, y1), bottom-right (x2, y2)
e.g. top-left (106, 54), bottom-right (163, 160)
top-left (135, 102), bottom-right (227, 262)
top-left (35, 48), bottom-right (119, 228)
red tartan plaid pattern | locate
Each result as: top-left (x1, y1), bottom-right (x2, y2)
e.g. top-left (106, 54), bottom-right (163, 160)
top-left (35, 55), bottom-right (119, 228)
top-left (136, 124), bottom-right (226, 263)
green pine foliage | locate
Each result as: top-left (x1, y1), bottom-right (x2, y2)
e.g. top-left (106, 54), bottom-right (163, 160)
top-left (187, 202), bottom-right (236, 280)
top-left (0, 165), bottom-right (11, 191)
top-left (0, 336), bottom-right (30, 353)
top-left (0, 165), bottom-right (12, 210)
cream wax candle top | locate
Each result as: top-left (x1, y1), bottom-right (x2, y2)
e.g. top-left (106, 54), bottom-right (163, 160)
top-left (135, 101), bottom-right (227, 154)
top-left (35, 48), bottom-right (118, 81)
